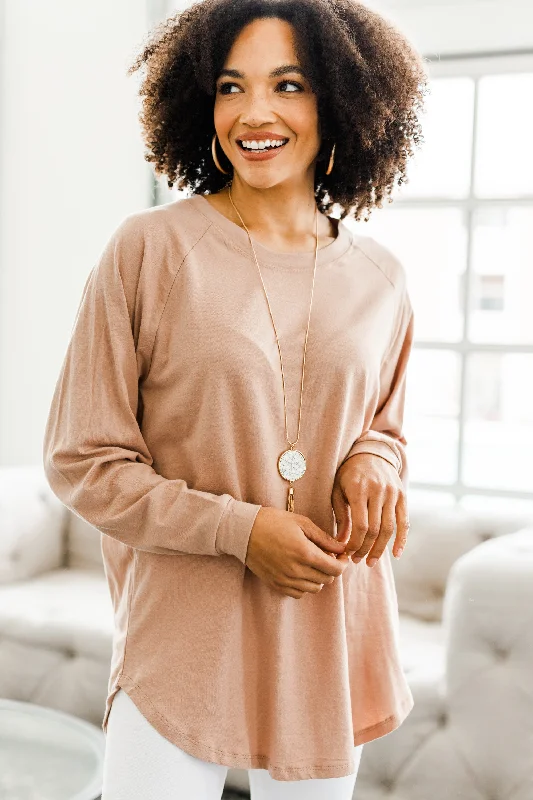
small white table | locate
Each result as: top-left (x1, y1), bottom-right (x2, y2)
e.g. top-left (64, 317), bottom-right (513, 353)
top-left (0, 698), bottom-right (105, 800)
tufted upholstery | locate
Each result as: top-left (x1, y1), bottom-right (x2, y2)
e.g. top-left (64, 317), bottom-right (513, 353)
top-left (355, 528), bottom-right (533, 799)
top-left (0, 464), bottom-right (532, 797)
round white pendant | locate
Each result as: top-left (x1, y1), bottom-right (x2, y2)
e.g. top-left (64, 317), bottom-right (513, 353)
top-left (278, 448), bottom-right (307, 482)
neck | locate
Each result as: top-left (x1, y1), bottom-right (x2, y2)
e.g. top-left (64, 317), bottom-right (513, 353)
top-left (223, 177), bottom-right (320, 248)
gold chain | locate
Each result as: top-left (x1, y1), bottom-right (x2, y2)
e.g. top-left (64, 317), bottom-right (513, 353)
top-left (227, 182), bottom-right (320, 514)
top-left (227, 184), bottom-right (319, 452)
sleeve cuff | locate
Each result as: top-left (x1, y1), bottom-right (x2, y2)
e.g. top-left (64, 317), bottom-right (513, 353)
top-left (342, 440), bottom-right (402, 473)
top-left (215, 498), bottom-right (263, 564)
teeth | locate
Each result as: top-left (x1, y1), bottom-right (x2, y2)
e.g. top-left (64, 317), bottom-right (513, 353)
top-left (240, 138), bottom-right (287, 150)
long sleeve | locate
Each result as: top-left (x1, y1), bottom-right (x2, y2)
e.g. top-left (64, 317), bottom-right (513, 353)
top-left (42, 214), bottom-right (262, 564)
top-left (340, 284), bottom-right (414, 487)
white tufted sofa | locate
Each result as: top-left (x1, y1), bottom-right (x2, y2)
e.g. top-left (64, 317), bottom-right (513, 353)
top-left (1, 464), bottom-right (532, 798)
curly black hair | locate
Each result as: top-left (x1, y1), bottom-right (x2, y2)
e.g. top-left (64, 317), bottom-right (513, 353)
top-left (127, 0), bottom-right (429, 221)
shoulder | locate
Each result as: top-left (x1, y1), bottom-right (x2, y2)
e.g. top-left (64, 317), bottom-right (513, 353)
top-left (350, 233), bottom-right (407, 293)
top-left (99, 196), bottom-right (213, 302)
top-left (111, 194), bottom-right (211, 254)
top-left (95, 196), bottom-right (215, 324)
top-left (350, 233), bottom-right (413, 346)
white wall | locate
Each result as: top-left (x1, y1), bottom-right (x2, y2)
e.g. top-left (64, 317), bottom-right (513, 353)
top-left (0, 0), bottom-right (150, 464)
top-left (366, 0), bottom-right (533, 55)
top-left (2, 0), bottom-right (532, 466)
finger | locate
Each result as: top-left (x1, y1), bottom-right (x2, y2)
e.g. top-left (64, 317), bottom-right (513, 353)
top-left (352, 490), bottom-right (383, 560)
top-left (299, 563), bottom-right (343, 586)
top-left (331, 483), bottom-right (352, 545)
top-left (343, 549), bottom-right (359, 563)
top-left (303, 543), bottom-right (349, 578)
top-left (289, 572), bottom-right (344, 594)
top-left (276, 570), bottom-right (332, 597)
top-left (297, 515), bottom-right (347, 556)
top-left (278, 586), bottom-right (306, 599)
top-left (335, 550), bottom-right (354, 563)
top-left (392, 491), bottom-right (409, 558)
top-left (346, 486), bottom-right (369, 553)
top-left (366, 488), bottom-right (397, 566)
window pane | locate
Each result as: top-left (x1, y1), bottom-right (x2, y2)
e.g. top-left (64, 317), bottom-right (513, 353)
top-left (469, 206), bottom-right (533, 344)
top-left (350, 207), bottom-right (467, 342)
top-left (463, 353), bottom-right (533, 492)
top-left (407, 489), bottom-right (456, 508)
top-left (405, 349), bottom-right (461, 485)
top-left (396, 77), bottom-right (474, 199)
top-left (460, 494), bottom-right (533, 519)
top-left (475, 73), bottom-right (533, 197)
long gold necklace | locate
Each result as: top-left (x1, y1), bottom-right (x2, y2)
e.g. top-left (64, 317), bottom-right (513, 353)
top-left (228, 184), bottom-right (319, 513)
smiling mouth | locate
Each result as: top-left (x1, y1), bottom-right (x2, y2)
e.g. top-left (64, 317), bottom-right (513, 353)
top-left (237, 138), bottom-right (289, 152)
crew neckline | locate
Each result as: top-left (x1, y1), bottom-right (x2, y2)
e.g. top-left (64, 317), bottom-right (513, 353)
top-left (189, 193), bottom-right (353, 268)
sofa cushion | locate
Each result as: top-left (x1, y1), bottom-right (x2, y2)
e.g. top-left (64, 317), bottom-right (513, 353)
top-left (391, 503), bottom-right (533, 621)
top-left (0, 466), bottom-right (65, 584)
top-left (68, 514), bottom-right (105, 572)
top-left (0, 568), bottom-right (113, 662)
top-left (398, 613), bottom-right (446, 679)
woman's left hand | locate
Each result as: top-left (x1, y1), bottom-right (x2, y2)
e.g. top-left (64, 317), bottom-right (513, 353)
top-left (331, 453), bottom-right (409, 567)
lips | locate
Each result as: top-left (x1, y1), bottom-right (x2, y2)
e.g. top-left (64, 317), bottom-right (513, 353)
top-left (236, 132), bottom-right (289, 142)
top-left (236, 137), bottom-right (289, 151)
top-left (236, 139), bottom-right (289, 161)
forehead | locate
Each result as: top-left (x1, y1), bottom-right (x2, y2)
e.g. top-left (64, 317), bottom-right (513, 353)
top-left (222, 17), bottom-right (299, 68)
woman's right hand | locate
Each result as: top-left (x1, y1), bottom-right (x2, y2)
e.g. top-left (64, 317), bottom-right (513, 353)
top-left (245, 506), bottom-right (351, 598)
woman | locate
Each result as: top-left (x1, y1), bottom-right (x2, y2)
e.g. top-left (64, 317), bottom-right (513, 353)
top-left (43, 0), bottom-right (428, 797)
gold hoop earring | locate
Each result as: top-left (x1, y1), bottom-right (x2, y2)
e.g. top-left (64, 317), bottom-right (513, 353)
top-left (212, 133), bottom-right (230, 174)
top-left (325, 143), bottom-right (336, 175)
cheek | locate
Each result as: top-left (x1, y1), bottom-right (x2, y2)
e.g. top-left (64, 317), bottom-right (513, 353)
top-left (289, 102), bottom-right (320, 143)
top-left (213, 102), bottom-right (233, 136)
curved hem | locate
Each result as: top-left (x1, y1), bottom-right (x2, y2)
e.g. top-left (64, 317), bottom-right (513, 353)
top-left (103, 674), bottom-right (415, 782)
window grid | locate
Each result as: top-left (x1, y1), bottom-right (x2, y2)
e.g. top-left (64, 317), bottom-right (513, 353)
top-left (148, 29), bottom-right (533, 502)
top-left (398, 57), bottom-right (533, 502)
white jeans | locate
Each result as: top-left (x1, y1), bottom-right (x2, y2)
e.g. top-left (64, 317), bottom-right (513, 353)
top-left (101, 688), bottom-right (364, 800)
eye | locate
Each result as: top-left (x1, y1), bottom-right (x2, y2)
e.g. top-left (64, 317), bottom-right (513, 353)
top-left (218, 82), bottom-right (240, 95)
top-left (217, 79), bottom-right (304, 95)
top-left (278, 80), bottom-right (303, 92)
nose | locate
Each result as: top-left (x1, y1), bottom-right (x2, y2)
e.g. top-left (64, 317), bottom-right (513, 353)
top-left (237, 89), bottom-right (277, 126)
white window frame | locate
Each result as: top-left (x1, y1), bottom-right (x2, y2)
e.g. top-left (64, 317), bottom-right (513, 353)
top-left (146, 14), bottom-right (533, 502)
top-left (404, 50), bottom-right (533, 502)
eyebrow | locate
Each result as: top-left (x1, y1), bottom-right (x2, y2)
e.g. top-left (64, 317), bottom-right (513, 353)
top-left (217, 64), bottom-right (306, 80)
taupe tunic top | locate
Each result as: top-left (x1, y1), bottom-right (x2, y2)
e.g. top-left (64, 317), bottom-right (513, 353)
top-left (43, 193), bottom-right (415, 781)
